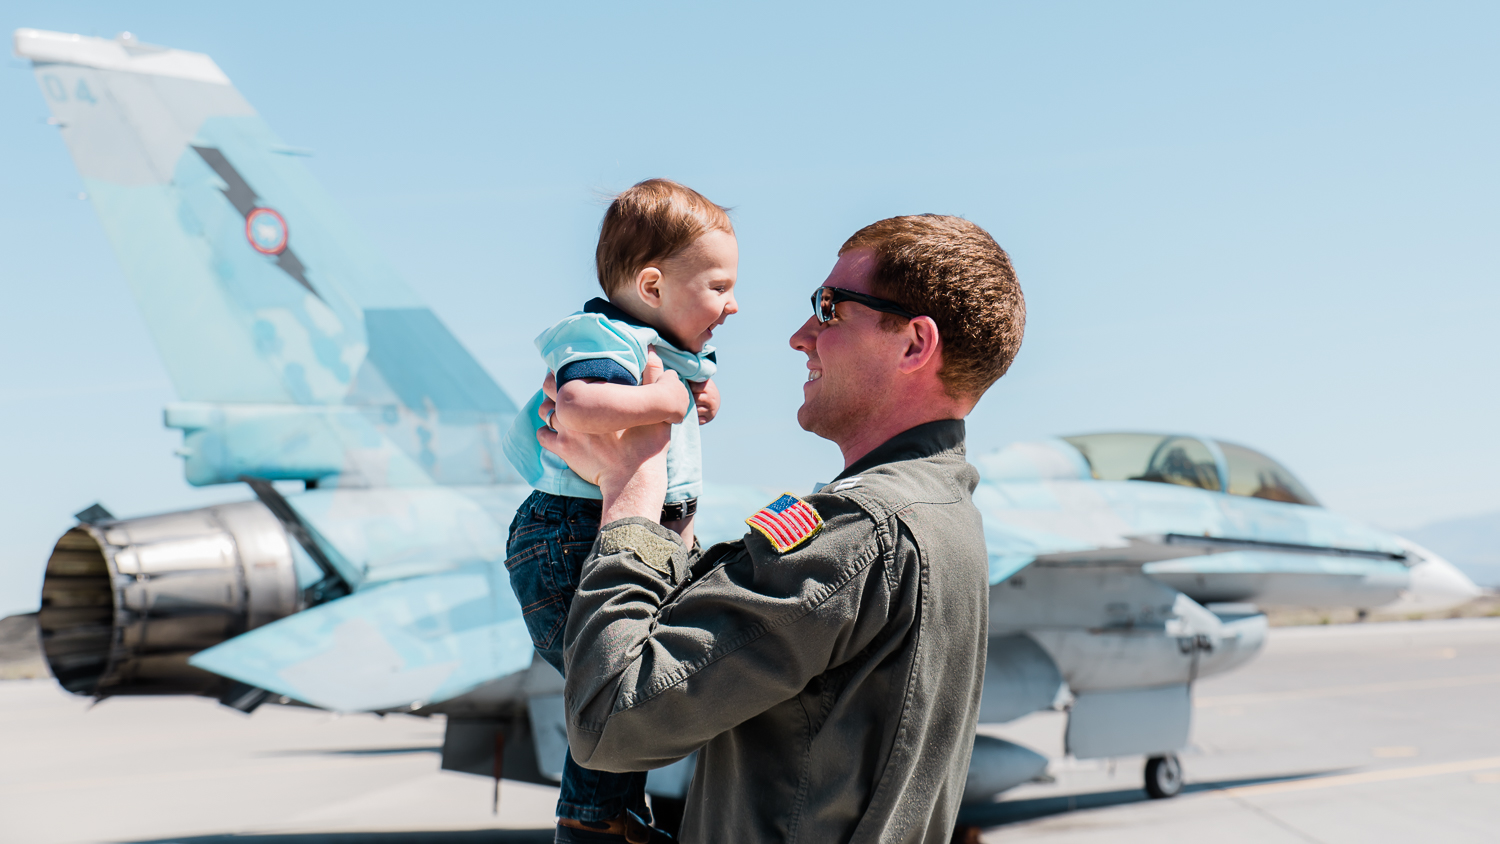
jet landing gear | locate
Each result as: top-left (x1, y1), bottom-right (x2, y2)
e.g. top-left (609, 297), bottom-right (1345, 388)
top-left (1144, 753), bottom-right (1183, 799)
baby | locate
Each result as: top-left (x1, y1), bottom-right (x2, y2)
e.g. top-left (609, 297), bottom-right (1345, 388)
top-left (500, 178), bottom-right (737, 843)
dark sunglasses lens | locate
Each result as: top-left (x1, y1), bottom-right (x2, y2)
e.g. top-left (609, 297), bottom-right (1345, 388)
top-left (815, 288), bottom-right (836, 322)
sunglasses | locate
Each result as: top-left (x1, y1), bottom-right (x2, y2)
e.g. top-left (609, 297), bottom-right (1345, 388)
top-left (811, 286), bottom-right (920, 324)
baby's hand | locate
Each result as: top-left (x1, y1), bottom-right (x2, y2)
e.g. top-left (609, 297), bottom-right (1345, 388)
top-left (691, 378), bottom-right (720, 425)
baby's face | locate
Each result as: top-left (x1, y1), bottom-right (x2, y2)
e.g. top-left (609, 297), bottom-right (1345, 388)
top-left (656, 229), bottom-right (739, 352)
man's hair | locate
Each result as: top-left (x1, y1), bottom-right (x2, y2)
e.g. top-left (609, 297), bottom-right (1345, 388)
top-left (840, 215), bottom-right (1025, 400)
top-left (596, 179), bottom-right (734, 295)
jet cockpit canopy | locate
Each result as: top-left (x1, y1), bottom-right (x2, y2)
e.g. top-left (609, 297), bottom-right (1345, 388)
top-left (1061, 433), bottom-right (1320, 506)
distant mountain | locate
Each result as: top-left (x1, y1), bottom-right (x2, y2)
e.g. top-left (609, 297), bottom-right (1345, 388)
top-left (1401, 511), bottom-right (1500, 588)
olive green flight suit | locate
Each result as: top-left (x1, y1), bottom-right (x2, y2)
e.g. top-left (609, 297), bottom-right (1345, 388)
top-left (563, 420), bottom-right (989, 844)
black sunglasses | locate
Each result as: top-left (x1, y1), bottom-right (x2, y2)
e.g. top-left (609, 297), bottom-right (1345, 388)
top-left (811, 286), bottom-right (920, 324)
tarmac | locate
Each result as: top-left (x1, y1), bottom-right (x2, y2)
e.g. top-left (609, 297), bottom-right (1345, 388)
top-left (2, 617), bottom-right (1497, 844)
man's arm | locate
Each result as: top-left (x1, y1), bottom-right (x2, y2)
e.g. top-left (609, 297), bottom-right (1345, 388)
top-left (560, 498), bottom-right (895, 772)
top-left (537, 352), bottom-right (900, 771)
top-left (538, 350), bottom-right (672, 523)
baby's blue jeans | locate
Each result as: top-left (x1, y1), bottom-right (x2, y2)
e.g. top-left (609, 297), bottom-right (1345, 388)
top-left (505, 490), bottom-right (650, 824)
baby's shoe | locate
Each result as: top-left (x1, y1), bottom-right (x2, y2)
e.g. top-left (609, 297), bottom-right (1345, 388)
top-left (555, 809), bottom-right (673, 844)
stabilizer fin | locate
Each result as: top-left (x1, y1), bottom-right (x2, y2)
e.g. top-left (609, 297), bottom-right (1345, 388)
top-left (189, 563), bottom-right (531, 712)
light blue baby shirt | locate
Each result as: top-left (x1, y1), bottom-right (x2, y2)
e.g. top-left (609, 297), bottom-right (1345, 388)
top-left (502, 298), bottom-right (717, 503)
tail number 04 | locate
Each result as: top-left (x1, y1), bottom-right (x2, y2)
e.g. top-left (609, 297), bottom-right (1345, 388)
top-left (41, 75), bottom-right (98, 105)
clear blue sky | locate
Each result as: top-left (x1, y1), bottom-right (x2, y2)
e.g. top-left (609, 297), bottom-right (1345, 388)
top-left (3, 2), bottom-right (1497, 617)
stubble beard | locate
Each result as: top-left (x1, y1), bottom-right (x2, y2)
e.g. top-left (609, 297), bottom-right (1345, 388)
top-left (797, 381), bottom-right (861, 447)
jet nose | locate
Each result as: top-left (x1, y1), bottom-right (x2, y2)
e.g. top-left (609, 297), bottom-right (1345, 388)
top-left (1387, 539), bottom-right (1483, 614)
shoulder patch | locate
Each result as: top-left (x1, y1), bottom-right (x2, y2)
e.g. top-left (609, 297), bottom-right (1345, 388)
top-left (746, 493), bottom-right (824, 553)
top-left (598, 523), bottom-right (680, 576)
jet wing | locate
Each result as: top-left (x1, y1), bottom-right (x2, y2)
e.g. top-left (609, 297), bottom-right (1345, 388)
top-left (189, 562), bottom-right (531, 712)
top-left (1033, 532), bottom-right (1408, 567)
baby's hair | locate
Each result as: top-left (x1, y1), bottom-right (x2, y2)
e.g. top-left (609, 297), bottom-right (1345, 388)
top-left (596, 179), bottom-right (733, 295)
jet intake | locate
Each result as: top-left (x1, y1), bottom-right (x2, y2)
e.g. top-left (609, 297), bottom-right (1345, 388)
top-left (38, 501), bottom-right (301, 699)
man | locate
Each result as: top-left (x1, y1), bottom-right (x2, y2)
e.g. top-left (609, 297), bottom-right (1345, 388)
top-left (539, 215), bottom-right (1025, 843)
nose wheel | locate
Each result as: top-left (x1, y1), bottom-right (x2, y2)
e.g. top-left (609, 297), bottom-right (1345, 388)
top-left (1144, 753), bottom-right (1183, 799)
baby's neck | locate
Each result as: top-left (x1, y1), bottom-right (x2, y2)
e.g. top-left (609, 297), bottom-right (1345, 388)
top-left (606, 293), bottom-right (684, 348)
top-left (606, 292), bottom-right (655, 326)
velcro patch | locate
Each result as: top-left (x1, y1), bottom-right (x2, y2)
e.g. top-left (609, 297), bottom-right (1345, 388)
top-left (598, 523), bottom-right (680, 575)
top-left (746, 493), bottom-right (824, 553)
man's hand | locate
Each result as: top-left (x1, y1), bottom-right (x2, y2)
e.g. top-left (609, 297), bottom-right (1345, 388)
top-left (539, 349), bottom-right (672, 523)
top-left (690, 378), bottom-right (720, 425)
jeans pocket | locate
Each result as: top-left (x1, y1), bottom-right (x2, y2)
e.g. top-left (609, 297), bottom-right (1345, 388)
top-left (521, 592), bottom-right (568, 654)
top-left (509, 520), bottom-right (555, 551)
top-left (503, 538), bottom-right (546, 573)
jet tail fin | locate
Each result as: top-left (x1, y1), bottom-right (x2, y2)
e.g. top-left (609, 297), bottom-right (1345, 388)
top-left (17, 29), bottom-right (517, 487)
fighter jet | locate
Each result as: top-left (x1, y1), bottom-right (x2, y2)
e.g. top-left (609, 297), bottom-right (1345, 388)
top-left (14, 27), bottom-right (1479, 821)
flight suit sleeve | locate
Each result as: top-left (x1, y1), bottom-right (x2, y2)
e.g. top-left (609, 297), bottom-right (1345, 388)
top-left (560, 493), bottom-right (898, 772)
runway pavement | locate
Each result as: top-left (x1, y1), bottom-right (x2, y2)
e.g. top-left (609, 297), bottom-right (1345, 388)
top-left (2, 618), bottom-right (1497, 843)
top-left (971, 617), bottom-right (1500, 843)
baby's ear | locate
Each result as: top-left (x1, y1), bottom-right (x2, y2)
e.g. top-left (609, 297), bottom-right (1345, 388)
top-left (636, 266), bottom-right (664, 308)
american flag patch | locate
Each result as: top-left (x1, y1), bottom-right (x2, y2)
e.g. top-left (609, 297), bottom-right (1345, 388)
top-left (746, 493), bottom-right (824, 553)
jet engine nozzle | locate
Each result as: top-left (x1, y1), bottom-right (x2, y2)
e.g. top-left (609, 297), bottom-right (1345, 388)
top-left (38, 501), bottom-right (301, 699)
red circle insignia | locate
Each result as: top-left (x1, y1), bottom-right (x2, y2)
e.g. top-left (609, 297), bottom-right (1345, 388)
top-left (245, 207), bottom-right (289, 255)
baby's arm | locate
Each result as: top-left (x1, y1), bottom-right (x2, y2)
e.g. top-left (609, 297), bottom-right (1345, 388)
top-left (552, 370), bottom-right (691, 434)
top-left (690, 378), bottom-right (720, 425)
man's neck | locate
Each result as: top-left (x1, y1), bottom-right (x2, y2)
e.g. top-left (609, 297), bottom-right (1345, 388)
top-left (836, 392), bottom-right (972, 469)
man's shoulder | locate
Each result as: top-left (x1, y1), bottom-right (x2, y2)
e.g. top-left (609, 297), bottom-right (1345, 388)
top-left (728, 490), bottom-right (882, 568)
top-left (816, 455), bottom-right (972, 521)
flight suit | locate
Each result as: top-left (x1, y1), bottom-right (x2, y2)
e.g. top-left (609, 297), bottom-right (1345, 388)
top-left (562, 420), bottom-right (989, 844)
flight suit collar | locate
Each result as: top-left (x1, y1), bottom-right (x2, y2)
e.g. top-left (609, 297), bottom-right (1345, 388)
top-left (835, 419), bottom-right (966, 481)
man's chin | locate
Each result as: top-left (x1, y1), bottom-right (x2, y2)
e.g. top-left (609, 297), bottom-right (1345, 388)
top-left (795, 402), bottom-right (834, 440)
top-left (795, 402), bottom-right (820, 436)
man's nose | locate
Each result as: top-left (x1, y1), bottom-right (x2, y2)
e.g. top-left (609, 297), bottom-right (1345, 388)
top-left (789, 315), bottom-right (820, 352)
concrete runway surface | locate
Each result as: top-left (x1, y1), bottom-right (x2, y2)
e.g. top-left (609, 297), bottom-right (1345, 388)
top-left (2, 618), bottom-right (1497, 844)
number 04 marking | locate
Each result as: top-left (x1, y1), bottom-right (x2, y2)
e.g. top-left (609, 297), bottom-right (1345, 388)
top-left (39, 75), bottom-right (98, 105)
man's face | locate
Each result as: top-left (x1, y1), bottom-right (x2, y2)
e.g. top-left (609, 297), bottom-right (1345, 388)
top-left (789, 248), bottom-right (905, 443)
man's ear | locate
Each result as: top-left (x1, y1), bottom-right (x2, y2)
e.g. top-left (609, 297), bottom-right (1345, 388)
top-left (636, 267), bottom-right (664, 310)
top-left (897, 316), bottom-right (942, 375)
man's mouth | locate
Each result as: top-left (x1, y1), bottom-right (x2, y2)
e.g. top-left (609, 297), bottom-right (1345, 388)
top-left (807, 370), bottom-right (822, 382)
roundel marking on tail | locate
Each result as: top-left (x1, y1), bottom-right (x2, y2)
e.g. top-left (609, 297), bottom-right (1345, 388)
top-left (246, 207), bottom-right (289, 255)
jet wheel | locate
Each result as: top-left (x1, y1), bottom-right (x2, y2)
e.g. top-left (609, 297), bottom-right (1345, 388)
top-left (1144, 753), bottom-right (1183, 798)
